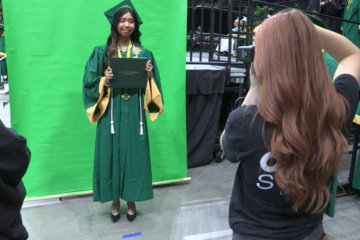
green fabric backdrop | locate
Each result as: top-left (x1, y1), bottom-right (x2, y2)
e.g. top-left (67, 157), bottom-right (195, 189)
top-left (3, 0), bottom-right (187, 199)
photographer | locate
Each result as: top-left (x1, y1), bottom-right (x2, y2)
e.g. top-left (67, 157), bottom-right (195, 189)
top-left (221, 9), bottom-right (360, 240)
top-left (0, 120), bottom-right (30, 240)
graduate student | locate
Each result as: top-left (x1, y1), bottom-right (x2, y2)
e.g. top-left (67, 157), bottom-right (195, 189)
top-left (221, 9), bottom-right (360, 240)
top-left (82, 0), bottom-right (163, 223)
top-left (342, 0), bottom-right (360, 47)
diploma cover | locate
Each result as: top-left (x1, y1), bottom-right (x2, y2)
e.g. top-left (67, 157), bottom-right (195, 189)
top-left (109, 58), bottom-right (148, 88)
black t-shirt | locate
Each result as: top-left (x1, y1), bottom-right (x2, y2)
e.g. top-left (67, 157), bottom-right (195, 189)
top-left (0, 120), bottom-right (30, 240)
top-left (222, 74), bottom-right (359, 239)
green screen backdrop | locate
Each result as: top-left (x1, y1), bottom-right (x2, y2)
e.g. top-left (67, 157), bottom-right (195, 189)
top-left (3, 0), bottom-right (187, 199)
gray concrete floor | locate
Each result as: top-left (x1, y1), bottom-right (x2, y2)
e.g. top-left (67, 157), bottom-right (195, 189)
top-left (21, 162), bottom-right (234, 240)
top-left (2, 81), bottom-right (360, 240)
top-left (19, 160), bottom-right (360, 240)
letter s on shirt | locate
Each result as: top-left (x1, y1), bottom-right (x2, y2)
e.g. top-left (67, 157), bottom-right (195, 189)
top-left (257, 174), bottom-right (274, 190)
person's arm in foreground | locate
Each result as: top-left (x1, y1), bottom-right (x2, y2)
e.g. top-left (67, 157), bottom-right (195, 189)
top-left (315, 25), bottom-right (360, 84)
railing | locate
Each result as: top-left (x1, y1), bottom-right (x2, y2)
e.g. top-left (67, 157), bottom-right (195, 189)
top-left (188, 0), bottom-right (360, 63)
top-left (187, 0), bottom-right (360, 100)
top-left (0, 55), bottom-right (6, 82)
top-left (187, 0), bottom-right (323, 65)
top-left (0, 55), bottom-right (7, 93)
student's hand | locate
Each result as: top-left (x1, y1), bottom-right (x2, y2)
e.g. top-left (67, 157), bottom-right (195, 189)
top-left (146, 60), bottom-right (153, 78)
top-left (105, 66), bottom-right (113, 84)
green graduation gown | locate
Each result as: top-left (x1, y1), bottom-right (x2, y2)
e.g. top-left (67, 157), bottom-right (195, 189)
top-left (321, 51), bottom-right (338, 218)
top-left (322, 51), bottom-right (337, 80)
top-left (83, 44), bottom-right (163, 203)
top-left (342, 0), bottom-right (360, 48)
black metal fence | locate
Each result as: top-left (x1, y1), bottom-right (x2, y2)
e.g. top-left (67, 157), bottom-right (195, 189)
top-left (187, 0), bottom-right (359, 64)
top-left (186, 0), bottom-right (328, 98)
top-left (187, 0), bottom-right (360, 92)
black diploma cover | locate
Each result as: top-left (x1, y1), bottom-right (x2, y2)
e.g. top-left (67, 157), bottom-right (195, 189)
top-left (109, 58), bottom-right (148, 88)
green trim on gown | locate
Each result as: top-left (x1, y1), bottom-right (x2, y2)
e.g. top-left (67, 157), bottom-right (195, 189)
top-left (83, 44), bottom-right (163, 203)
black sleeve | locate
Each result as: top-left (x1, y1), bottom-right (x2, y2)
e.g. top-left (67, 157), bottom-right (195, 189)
top-left (329, 0), bottom-right (347, 17)
top-left (222, 109), bottom-right (241, 163)
top-left (329, 1), bottom-right (346, 16)
top-left (0, 120), bottom-right (31, 187)
top-left (333, 74), bottom-right (359, 130)
top-left (222, 106), bottom-right (260, 163)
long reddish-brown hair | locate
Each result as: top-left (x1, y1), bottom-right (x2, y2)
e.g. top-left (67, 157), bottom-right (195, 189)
top-left (254, 9), bottom-right (348, 213)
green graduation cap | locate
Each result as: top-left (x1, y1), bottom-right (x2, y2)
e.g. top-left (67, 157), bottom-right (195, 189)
top-left (302, 11), bottom-right (329, 29)
top-left (104, 0), bottom-right (143, 25)
top-left (0, 24), bottom-right (4, 30)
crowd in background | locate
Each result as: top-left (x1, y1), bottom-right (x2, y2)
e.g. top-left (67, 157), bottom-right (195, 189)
top-left (188, 0), bottom-right (360, 57)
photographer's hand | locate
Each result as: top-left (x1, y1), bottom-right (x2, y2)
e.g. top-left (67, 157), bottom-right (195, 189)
top-left (242, 64), bottom-right (261, 106)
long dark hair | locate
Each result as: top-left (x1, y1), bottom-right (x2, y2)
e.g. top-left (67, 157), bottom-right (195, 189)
top-left (254, 9), bottom-right (348, 214)
top-left (105, 8), bottom-right (142, 66)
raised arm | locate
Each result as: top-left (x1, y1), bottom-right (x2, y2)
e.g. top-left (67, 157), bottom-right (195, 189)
top-left (315, 25), bottom-right (360, 85)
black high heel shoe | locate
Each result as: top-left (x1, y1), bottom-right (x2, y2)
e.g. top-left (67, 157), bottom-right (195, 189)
top-left (126, 202), bottom-right (136, 222)
top-left (110, 213), bottom-right (120, 223)
top-left (110, 200), bottom-right (120, 223)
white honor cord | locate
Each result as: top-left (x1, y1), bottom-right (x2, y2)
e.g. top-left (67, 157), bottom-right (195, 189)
top-left (110, 89), bottom-right (115, 134)
top-left (139, 88), bottom-right (143, 136)
top-left (134, 47), bottom-right (143, 135)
